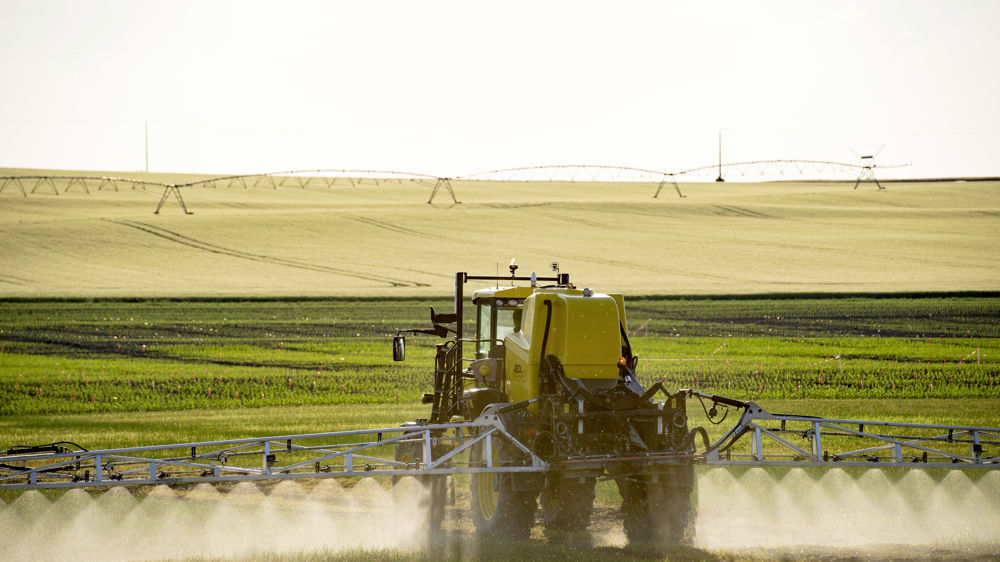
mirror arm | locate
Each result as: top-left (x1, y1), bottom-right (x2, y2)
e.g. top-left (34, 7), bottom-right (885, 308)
top-left (397, 325), bottom-right (455, 338)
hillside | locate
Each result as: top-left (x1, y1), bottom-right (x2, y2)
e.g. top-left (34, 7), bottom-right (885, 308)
top-left (1, 168), bottom-right (997, 297)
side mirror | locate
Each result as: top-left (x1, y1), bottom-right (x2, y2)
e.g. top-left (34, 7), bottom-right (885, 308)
top-left (392, 335), bottom-right (406, 361)
top-left (430, 307), bottom-right (458, 325)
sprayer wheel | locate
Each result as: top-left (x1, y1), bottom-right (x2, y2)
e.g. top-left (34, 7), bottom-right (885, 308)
top-left (469, 441), bottom-right (538, 539)
top-left (653, 481), bottom-right (694, 544)
top-left (541, 474), bottom-right (596, 539)
top-left (426, 474), bottom-right (448, 531)
top-left (394, 439), bottom-right (446, 530)
top-left (618, 468), bottom-right (695, 546)
top-left (393, 439), bottom-right (422, 484)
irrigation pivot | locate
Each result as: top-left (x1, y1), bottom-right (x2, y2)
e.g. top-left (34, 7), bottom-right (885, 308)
top-left (1, 155), bottom-right (913, 213)
top-left (851, 144), bottom-right (887, 190)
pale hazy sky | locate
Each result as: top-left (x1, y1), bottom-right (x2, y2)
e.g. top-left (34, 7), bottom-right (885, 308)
top-left (1, 1), bottom-right (997, 178)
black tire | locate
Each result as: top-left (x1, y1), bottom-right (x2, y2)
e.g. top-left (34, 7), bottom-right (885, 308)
top-left (393, 438), bottom-right (423, 484)
top-left (618, 476), bottom-right (654, 544)
top-left (469, 441), bottom-right (538, 539)
top-left (541, 474), bottom-right (596, 539)
top-left (617, 466), bottom-right (695, 545)
top-left (425, 474), bottom-right (448, 531)
top-left (394, 438), bottom-right (447, 530)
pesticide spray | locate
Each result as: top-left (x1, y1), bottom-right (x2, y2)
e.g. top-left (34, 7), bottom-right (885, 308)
top-left (1, 468), bottom-right (998, 561)
top-left (695, 467), bottom-right (1000, 553)
top-left (0, 478), bottom-right (432, 561)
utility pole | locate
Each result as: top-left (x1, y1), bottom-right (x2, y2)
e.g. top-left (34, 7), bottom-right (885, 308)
top-left (145, 121), bottom-right (149, 173)
top-left (715, 129), bottom-right (725, 182)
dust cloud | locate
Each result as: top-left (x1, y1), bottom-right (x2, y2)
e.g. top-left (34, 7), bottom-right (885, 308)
top-left (0, 477), bottom-right (432, 561)
top-left (695, 467), bottom-right (1000, 551)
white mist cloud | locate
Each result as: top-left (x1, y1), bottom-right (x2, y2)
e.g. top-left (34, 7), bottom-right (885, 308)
top-left (0, 478), bottom-right (433, 561)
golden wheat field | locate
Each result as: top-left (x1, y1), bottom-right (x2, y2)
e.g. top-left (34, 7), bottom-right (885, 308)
top-left (1, 168), bottom-right (997, 298)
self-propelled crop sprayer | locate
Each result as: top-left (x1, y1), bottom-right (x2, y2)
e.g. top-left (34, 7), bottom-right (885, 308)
top-left (2, 264), bottom-right (998, 546)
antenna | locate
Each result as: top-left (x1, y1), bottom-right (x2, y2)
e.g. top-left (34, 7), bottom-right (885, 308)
top-left (715, 130), bottom-right (725, 182)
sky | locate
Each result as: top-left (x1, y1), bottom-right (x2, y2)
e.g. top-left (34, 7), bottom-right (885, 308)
top-left (1, 0), bottom-right (998, 179)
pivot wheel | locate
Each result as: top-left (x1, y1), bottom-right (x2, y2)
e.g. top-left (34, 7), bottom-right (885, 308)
top-left (469, 440), bottom-right (538, 539)
top-left (541, 474), bottom-right (596, 540)
top-left (617, 466), bottom-right (695, 545)
top-left (394, 438), bottom-right (447, 530)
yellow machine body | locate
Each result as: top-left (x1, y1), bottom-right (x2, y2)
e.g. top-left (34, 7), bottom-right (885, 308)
top-left (504, 288), bottom-right (627, 404)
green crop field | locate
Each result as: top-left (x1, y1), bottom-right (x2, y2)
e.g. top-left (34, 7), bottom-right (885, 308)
top-left (2, 297), bottom-right (998, 561)
top-left (1, 297), bottom-right (997, 440)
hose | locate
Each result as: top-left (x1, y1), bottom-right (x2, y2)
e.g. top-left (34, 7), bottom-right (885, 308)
top-left (5, 441), bottom-right (88, 455)
top-left (538, 299), bottom-right (555, 395)
top-left (619, 322), bottom-right (633, 363)
top-left (695, 393), bottom-right (732, 425)
top-left (684, 426), bottom-right (711, 452)
top-left (539, 299), bottom-right (552, 365)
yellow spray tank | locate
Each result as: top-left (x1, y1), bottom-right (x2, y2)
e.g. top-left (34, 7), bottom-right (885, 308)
top-left (504, 288), bottom-right (628, 403)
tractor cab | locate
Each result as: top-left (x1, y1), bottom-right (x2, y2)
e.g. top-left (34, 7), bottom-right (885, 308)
top-left (471, 286), bottom-right (533, 359)
top-left (391, 266), bottom-right (570, 424)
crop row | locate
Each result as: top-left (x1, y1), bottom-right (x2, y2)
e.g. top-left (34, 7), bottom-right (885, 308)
top-left (2, 296), bottom-right (997, 338)
top-left (0, 354), bottom-right (434, 415)
top-left (2, 298), bottom-right (996, 416)
top-left (1, 336), bottom-right (996, 415)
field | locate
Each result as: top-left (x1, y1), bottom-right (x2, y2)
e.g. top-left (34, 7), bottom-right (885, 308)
top-left (2, 297), bottom-right (999, 561)
top-left (1, 298), bottom-right (998, 422)
top-left (1, 169), bottom-right (999, 559)
top-left (1, 168), bottom-right (998, 297)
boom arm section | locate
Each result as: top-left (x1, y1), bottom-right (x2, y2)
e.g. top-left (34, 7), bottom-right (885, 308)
top-left (686, 391), bottom-right (1000, 469)
top-left (3, 393), bottom-right (998, 491)
top-left (0, 420), bottom-right (546, 491)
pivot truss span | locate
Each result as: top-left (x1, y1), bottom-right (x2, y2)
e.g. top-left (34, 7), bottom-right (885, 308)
top-left (0, 169), bottom-right (441, 214)
top-left (704, 401), bottom-right (1000, 469)
top-left (0, 421), bottom-right (544, 491)
top-left (1, 158), bottom-right (913, 212)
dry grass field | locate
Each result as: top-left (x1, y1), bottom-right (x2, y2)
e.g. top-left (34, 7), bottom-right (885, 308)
top-left (1, 168), bottom-right (997, 297)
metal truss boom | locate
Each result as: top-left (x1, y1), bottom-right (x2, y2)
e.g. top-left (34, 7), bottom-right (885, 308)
top-left (154, 185), bottom-right (193, 215)
top-left (0, 420), bottom-right (545, 491)
top-left (0, 158), bottom-right (913, 213)
top-left (702, 400), bottom-right (1000, 469)
top-left (3, 399), bottom-right (997, 492)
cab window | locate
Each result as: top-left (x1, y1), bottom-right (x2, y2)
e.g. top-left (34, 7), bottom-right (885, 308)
top-left (476, 301), bottom-right (492, 358)
top-left (476, 298), bottom-right (521, 358)
top-left (496, 308), bottom-right (515, 343)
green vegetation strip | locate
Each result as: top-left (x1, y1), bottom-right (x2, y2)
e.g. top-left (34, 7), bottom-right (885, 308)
top-left (1, 297), bottom-right (997, 416)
